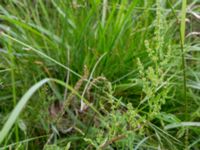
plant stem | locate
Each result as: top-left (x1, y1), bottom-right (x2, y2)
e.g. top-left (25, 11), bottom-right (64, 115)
top-left (180, 0), bottom-right (188, 149)
top-left (102, 0), bottom-right (108, 27)
top-left (8, 39), bottom-right (19, 143)
top-left (168, 0), bottom-right (188, 147)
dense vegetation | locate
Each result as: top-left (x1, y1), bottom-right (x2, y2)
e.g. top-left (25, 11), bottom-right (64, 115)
top-left (0, 0), bottom-right (200, 149)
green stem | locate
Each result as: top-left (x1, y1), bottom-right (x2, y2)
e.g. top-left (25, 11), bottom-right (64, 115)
top-left (8, 39), bottom-right (19, 142)
top-left (180, 0), bottom-right (189, 149)
top-left (167, 0), bottom-right (188, 148)
top-left (180, 0), bottom-right (188, 149)
top-left (102, 0), bottom-right (108, 27)
top-left (180, 0), bottom-right (187, 114)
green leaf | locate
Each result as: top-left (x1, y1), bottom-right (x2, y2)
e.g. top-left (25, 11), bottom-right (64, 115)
top-left (0, 78), bottom-right (50, 144)
top-left (165, 122), bottom-right (200, 130)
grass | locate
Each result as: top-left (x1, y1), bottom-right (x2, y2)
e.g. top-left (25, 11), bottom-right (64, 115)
top-left (0, 0), bottom-right (200, 149)
top-left (180, 0), bottom-right (188, 148)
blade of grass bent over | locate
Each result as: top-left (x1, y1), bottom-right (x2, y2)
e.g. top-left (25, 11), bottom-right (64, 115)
top-left (2, 33), bottom-right (82, 78)
top-left (0, 78), bottom-right (102, 144)
top-left (80, 53), bottom-right (107, 112)
top-left (0, 79), bottom-right (49, 144)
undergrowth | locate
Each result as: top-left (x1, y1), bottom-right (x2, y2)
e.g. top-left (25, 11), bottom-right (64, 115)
top-left (0, 0), bottom-right (200, 149)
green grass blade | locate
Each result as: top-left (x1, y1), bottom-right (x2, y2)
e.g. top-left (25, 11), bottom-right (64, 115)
top-left (2, 33), bottom-right (82, 78)
top-left (0, 78), bottom-right (102, 144)
top-left (165, 122), bottom-right (200, 130)
top-left (0, 78), bottom-right (49, 144)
